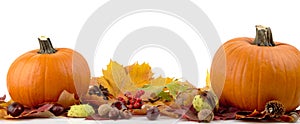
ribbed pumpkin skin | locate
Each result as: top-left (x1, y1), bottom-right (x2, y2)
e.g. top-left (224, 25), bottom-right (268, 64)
top-left (7, 48), bottom-right (90, 107)
top-left (211, 37), bottom-right (300, 112)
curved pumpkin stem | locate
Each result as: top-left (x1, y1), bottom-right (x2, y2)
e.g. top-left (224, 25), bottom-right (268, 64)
top-left (38, 36), bottom-right (57, 54)
top-left (253, 25), bottom-right (276, 46)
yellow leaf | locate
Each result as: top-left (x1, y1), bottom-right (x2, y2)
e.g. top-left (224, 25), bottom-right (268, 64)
top-left (97, 76), bottom-right (119, 97)
top-left (0, 100), bottom-right (13, 109)
top-left (57, 90), bottom-right (80, 108)
top-left (0, 109), bottom-right (7, 118)
top-left (126, 62), bottom-right (153, 88)
top-left (102, 60), bottom-right (136, 96)
top-left (205, 69), bottom-right (211, 89)
top-left (150, 76), bottom-right (173, 86)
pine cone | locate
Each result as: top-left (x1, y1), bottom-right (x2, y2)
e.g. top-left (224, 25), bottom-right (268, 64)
top-left (88, 85), bottom-right (110, 100)
top-left (265, 100), bottom-right (286, 118)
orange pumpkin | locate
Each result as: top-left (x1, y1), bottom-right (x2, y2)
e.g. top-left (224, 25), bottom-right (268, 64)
top-left (7, 36), bottom-right (90, 107)
top-left (211, 25), bottom-right (300, 112)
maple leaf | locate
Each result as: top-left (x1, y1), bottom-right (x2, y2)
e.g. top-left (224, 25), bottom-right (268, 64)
top-left (101, 60), bottom-right (136, 96)
top-left (150, 76), bottom-right (173, 86)
top-left (126, 62), bottom-right (153, 88)
top-left (97, 76), bottom-right (119, 97)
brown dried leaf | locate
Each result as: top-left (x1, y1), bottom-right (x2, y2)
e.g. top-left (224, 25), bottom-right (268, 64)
top-left (214, 106), bottom-right (239, 120)
top-left (80, 94), bottom-right (108, 107)
top-left (158, 105), bottom-right (180, 118)
top-left (130, 108), bottom-right (147, 115)
top-left (26, 111), bottom-right (55, 118)
top-left (57, 90), bottom-right (80, 108)
top-left (235, 109), bottom-right (299, 122)
top-left (235, 110), bottom-right (265, 120)
top-left (0, 95), bottom-right (5, 102)
top-left (181, 107), bottom-right (199, 122)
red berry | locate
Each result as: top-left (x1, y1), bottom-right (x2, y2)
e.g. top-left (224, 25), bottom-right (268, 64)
top-left (118, 97), bottom-right (124, 101)
top-left (130, 99), bottom-right (136, 104)
top-left (127, 95), bottom-right (133, 100)
top-left (121, 100), bottom-right (126, 105)
top-left (133, 103), bottom-right (141, 109)
top-left (136, 98), bottom-right (142, 103)
top-left (135, 90), bottom-right (145, 98)
top-left (139, 90), bottom-right (145, 95)
top-left (127, 104), bottom-right (133, 109)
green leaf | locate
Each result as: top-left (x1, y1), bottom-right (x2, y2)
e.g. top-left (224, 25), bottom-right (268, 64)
top-left (157, 91), bottom-right (172, 102)
top-left (166, 81), bottom-right (193, 99)
top-left (139, 85), bottom-right (165, 95)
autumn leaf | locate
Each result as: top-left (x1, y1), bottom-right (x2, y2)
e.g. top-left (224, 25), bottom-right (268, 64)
top-left (97, 76), bottom-right (119, 97)
top-left (0, 109), bottom-right (7, 118)
top-left (80, 94), bottom-right (108, 107)
top-left (206, 70), bottom-right (211, 88)
top-left (157, 91), bottom-right (172, 102)
top-left (102, 60), bottom-right (136, 96)
top-left (150, 76), bottom-right (173, 86)
top-left (166, 81), bottom-right (195, 99)
top-left (0, 95), bottom-right (5, 102)
top-left (4, 103), bottom-right (55, 119)
top-left (57, 90), bottom-right (80, 108)
top-left (126, 62), bottom-right (153, 87)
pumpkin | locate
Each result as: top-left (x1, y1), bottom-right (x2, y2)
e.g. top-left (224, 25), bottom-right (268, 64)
top-left (7, 36), bottom-right (90, 107)
top-left (211, 25), bottom-right (300, 112)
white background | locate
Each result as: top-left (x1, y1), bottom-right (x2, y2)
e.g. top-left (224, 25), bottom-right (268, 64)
top-left (0, 0), bottom-right (300, 113)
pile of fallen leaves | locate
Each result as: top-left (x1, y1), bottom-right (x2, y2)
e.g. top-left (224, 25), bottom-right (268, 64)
top-left (1, 60), bottom-right (299, 123)
top-left (82, 60), bottom-right (199, 118)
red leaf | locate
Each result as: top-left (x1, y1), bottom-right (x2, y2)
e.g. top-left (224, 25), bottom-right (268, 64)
top-left (5, 103), bottom-right (55, 119)
top-left (214, 106), bottom-right (240, 120)
top-left (180, 107), bottom-right (199, 122)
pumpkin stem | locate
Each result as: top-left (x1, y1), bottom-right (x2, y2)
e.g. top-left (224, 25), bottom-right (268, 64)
top-left (38, 36), bottom-right (57, 54)
top-left (253, 25), bottom-right (276, 46)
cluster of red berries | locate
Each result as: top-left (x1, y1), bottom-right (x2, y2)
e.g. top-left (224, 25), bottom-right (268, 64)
top-left (117, 90), bottom-right (145, 109)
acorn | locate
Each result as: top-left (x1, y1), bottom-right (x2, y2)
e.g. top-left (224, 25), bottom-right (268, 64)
top-left (98, 104), bottom-right (113, 117)
top-left (198, 109), bottom-right (214, 122)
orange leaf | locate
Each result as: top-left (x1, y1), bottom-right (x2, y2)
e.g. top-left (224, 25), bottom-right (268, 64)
top-left (125, 62), bottom-right (153, 87)
top-left (57, 90), bottom-right (80, 108)
top-left (0, 109), bottom-right (7, 118)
